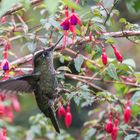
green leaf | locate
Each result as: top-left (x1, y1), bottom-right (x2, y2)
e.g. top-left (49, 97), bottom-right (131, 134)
top-left (26, 42), bottom-right (36, 53)
top-left (133, 0), bottom-right (140, 12)
top-left (74, 54), bottom-right (83, 72)
top-left (57, 66), bottom-right (72, 73)
top-left (83, 128), bottom-right (96, 140)
top-left (122, 59), bottom-right (136, 69)
top-left (119, 18), bottom-right (127, 24)
top-left (92, 45), bottom-right (102, 60)
top-left (74, 96), bottom-right (80, 106)
top-left (0, 0), bottom-right (19, 18)
top-left (85, 45), bottom-right (92, 54)
top-left (20, 0), bottom-right (31, 9)
top-left (103, 0), bottom-right (114, 8)
top-left (61, 0), bottom-right (81, 10)
top-left (131, 91), bottom-right (140, 104)
top-left (107, 63), bottom-right (119, 80)
top-left (124, 134), bottom-right (137, 140)
top-left (131, 104), bottom-right (140, 117)
top-left (44, 0), bottom-right (59, 14)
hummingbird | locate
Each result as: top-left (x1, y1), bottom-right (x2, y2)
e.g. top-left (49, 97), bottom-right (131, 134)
top-left (0, 36), bottom-right (64, 133)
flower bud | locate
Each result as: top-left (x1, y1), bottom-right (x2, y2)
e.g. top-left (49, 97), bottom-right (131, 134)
top-left (12, 95), bottom-right (20, 112)
top-left (112, 45), bottom-right (123, 63)
top-left (1, 59), bottom-right (10, 72)
top-left (124, 101), bottom-right (131, 123)
top-left (101, 47), bottom-right (108, 65)
top-left (106, 115), bottom-right (113, 133)
top-left (65, 105), bottom-right (72, 128)
top-left (111, 118), bottom-right (118, 140)
top-left (57, 103), bottom-right (66, 119)
top-left (0, 103), bottom-right (5, 116)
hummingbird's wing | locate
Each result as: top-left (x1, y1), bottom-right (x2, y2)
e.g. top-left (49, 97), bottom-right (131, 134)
top-left (0, 73), bottom-right (40, 94)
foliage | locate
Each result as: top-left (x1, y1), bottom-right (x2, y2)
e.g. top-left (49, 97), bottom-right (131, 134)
top-left (0, 0), bottom-right (140, 140)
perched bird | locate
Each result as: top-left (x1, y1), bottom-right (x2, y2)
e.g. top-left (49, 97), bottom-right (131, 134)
top-left (0, 36), bottom-right (63, 133)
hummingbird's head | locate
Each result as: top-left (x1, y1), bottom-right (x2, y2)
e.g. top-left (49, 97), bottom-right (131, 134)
top-left (33, 48), bottom-right (53, 67)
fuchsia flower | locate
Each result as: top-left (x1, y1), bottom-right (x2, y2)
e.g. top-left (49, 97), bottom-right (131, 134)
top-left (0, 16), bottom-right (7, 24)
top-left (65, 104), bottom-right (72, 128)
top-left (60, 7), bottom-right (81, 48)
top-left (1, 59), bottom-right (10, 72)
top-left (5, 106), bottom-right (14, 123)
top-left (69, 9), bottom-right (81, 26)
top-left (57, 102), bottom-right (66, 119)
top-left (106, 114), bottom-right (113, 133)
top-left (0, 127), bottom-right (6, 140)
top-left (111, 118), bottom-right (118, 140)
top-left (124, 100), bottom-right (131, 123)
top-left (1, 51), bottom-right (10, 72)
top-left (0, 103), bottom-right (5, 116)
top-left (12, 95), bottom-right (21, 112)
top-left (4, 43), bottom-right (11, 51)
top-left (101, 47), bottom-right (108, 65)
top-left (112, 44), bottom-right (123, 63)
top-left (0, 93), bottom-right (6, 101)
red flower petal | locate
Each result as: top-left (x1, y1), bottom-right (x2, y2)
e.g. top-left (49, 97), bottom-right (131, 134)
top-left (106, 115), bottom-right (113, 133)
top-left (65, 106), bottom-right (72, 128)
top-left (124, 101), bottom-right (131, 123)
top-left (12, 95), bottom-right (20, 112)
top-left (111, 118), bottom-right (118, 140)
top-left (112, 45), bottom-right (123, 63)
top-left (57, 103), bottom-right (66, 119)
top-left (101, 47), bottom-right (108, 65)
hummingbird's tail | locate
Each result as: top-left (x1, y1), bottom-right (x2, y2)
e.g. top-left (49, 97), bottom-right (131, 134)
top-left (48, 107), bottom-right (60, 133)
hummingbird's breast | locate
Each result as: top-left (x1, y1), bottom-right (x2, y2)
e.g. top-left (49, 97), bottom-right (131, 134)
top-left (34, 53), bottom-right (59, 99)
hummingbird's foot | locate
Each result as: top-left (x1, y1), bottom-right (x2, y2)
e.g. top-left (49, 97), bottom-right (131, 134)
top-left (56, 87), bottom-right (70, 95)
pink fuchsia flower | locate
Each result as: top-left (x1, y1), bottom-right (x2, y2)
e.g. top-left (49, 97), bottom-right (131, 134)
top-left (0, 93), bottom-right (6, 101)
top-left (1, 59), bottom-right (10, 72)
top-left (112, 44), bottom-right (123, 63)
top-left (124, 100), bottom-right (131, 123)
top-left (0, 16), bottom-right (7, 24)
top-left (101, 47), bottom-right (108, 65)
top-left (106, 114), bottom-right (113, 133)
top-left (65, 104), bottom-right (72, 128)
top-left (57, 102), bottom-right (66, 119)
top-left (5, 106), bottom-right (14, 123)
top-left (111, 118), bottom-right (118, 140)
top-left (0, 127), bottom-right (7, 140)
top-left (12, 95), bottom-right (20, 112)
top-left (60, 18), bottom-right (70, 31)
top-left (4, 43), bottom-right (11, 51)
top-left (69, 9), bottom-right (81, 26)
top-left (0, 103), bottom-right (5, 116)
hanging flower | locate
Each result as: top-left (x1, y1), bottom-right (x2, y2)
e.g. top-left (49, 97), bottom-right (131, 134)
top-left (101, 47), bottom-right (108, 65)
top-left (12, 95), bottom-right (20, 112)
top-left (112, 44), bottom-right (123, 63)
top-left (0, 16), bottom-right (7, 24)
top-left (1, 59), bottom-right (10, 72)
top-left (111, 118), bottom-right (118, 140)
top-left (0, 127), bottom-right (7, 140)
top-left (69, 9), bottom-right (81, 26)
top-left (0, 103), bottom-right (5, 116)
top-left (65, 104), bottom-right (72, 128)
top-left (106, 114), bottom-right (113, 133)
top-left (57, 102), bottom-right (66, 119)
top-left (124, 100), bottom-right (131, 123)
top-left (1, 51), bottom-right (10, 72)
top-left (0, 93), bottom-right (6, 101)
top-left (4, 43), bottom-right (11, 51)
top-left (5, 106), bottom-right (14, 123)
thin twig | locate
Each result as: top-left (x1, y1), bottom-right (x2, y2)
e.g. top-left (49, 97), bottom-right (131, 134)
top-left (3, 0), bottom-right (43, 17)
